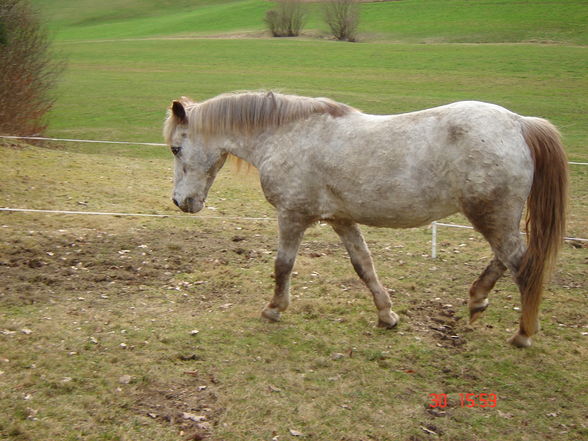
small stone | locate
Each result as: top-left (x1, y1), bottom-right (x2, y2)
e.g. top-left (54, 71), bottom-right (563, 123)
top-left (181, 412), bottom-right (206, 422)
top-left (197, 422), bottom-right (212, 430)
top-left (119, 375), bottom-right (132, 384)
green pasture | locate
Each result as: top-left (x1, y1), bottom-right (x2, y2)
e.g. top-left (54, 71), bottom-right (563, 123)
top-left (1, 1), bottom-right (587, 440)
top-left (33, 0), bottom-right (588, 44)
top-left (50, 39), bottom-right (587, 161)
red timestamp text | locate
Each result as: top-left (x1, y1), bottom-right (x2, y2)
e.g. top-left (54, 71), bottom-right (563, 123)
top-left (429, 393), bottom-right (498, 408)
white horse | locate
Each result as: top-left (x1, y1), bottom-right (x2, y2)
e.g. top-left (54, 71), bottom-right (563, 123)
top-left (164, 91), bottom-right (568, 347)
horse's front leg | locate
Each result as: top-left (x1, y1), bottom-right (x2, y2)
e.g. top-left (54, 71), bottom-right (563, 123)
top-left (261, 214), bottom-right (309, 322)
top-left (330, 220), bottom-right (399, 328)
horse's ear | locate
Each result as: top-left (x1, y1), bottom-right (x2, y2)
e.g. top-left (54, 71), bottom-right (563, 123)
top-left (171, 100), bottom-right (187, 123)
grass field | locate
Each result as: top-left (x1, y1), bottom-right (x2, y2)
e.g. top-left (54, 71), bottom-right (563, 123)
top-left (33, 0), bottom-right (588, 44)
top-left (1, 1), bottom-right (587, 440)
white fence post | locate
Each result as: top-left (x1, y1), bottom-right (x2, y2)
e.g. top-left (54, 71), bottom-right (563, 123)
top-left (431, 221), bottom-right (437, 259)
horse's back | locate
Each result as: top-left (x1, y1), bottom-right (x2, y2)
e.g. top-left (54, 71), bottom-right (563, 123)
top-left (261, 101), bottom-right (534, 227)
top-left (425, 101), bottom-right (534, 201)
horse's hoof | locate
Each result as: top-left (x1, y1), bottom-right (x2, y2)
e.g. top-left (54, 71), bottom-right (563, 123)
top-left (261, 307), bottom-right (281, 322)
top-left (377, 311), bottom-right (399, 329)
top-left (508, 333), bottom-right (532, 348)
top-left (469, 300), bottom-right (489, 324)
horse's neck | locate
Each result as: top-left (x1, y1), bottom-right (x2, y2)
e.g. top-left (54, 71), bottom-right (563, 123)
top-left (222, 131), bottom-right (275, 170)
top-left (222, 116), bottom-right (342, 168)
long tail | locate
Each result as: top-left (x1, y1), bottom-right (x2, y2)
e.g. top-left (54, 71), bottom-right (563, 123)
top-left (517, 117), bottom-right (568, 337)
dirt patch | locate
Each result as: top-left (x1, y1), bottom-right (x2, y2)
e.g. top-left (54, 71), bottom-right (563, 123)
top-left (0, 224), bottom-right (274, 307)
top-left (134, 374), bottom-right (222, 440)
top-left (406, 297), bottom-right (468, 351)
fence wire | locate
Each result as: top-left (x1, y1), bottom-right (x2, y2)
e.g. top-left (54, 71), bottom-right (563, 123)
top-left (1, 135), bottom-right (587, 258)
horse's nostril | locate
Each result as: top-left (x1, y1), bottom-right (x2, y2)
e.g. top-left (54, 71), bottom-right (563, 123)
top-left (172, 198), bottom-right (180, 207)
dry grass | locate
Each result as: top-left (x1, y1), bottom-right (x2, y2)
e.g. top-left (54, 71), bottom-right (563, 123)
top-left (1, 140), bottom-right (586, 440)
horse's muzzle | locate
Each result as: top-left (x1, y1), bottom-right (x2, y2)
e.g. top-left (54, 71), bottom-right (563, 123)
top-left (173, 196), bottom-right (203, 213)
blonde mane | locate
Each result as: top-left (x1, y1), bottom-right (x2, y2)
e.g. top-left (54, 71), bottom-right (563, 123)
top-left (164, 91), bottom-right (357, 143)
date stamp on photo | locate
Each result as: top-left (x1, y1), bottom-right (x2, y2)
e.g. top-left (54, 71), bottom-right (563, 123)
top-left (429, 393), bottom-right (498, 408)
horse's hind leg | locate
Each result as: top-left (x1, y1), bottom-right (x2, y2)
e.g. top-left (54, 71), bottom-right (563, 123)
top-left (469, 258), bottom-right (507, 324)
top-left (330, 220), bottom-right (398, 328)
top-left (491, 235), bottom-right (538, 347)
top-left (463, 202), bottom-right (534, 346)
top-left (261, 213), bottom-right (309, 322)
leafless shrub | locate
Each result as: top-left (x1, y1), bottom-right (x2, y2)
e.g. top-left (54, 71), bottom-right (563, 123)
top-left (0, 0), bottom-right (64, 136)
top-left (324, 0), bottom-right (360, 42)
top-left (264, 0), bottom-right (306, 37)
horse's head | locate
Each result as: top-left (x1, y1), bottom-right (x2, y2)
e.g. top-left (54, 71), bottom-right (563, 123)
top-left (164, 99), bottom-right (227, 213)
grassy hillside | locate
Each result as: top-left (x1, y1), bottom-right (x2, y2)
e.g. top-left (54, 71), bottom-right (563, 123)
top-left (361, 0), bottom-right (588, 44)
top-left (47, 39), bottom-right (588, 162)
top-left (36, 0), bottom-right (268, 41)
top-left (32, 0), bottom-right (588, 44)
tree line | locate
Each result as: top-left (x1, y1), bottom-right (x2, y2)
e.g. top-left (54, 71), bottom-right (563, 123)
top-left (265, 0), bottom-right (360, 42)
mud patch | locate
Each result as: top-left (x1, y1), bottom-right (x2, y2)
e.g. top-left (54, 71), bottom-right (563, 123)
top-left (134, 374), bottom-right (222, 440)
top-left (409, 298), bottom-right (467, 351)
top-left (0, 225), bottom-right (273, 307)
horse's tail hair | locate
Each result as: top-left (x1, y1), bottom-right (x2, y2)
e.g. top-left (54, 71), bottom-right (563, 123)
top-left (518, 116), bottom-right (568, 337)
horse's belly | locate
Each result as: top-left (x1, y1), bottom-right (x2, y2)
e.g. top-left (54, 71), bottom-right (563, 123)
top-left (322, 190), bottom-right (459, 228)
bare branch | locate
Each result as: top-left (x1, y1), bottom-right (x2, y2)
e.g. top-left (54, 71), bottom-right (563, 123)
top-left (324, 0), bottom-right (360, 42)
top-left (0, 0), bottom-right (65, 135)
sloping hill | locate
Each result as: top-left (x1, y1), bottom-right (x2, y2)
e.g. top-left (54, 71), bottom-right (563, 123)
top-left (32, 0), bottom-right (588, 44)
top-left (34, 0), bottom-right (268, 40)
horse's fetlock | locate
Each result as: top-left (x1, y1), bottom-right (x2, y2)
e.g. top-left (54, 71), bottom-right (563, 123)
top-left (468, 299), bottom-right (489, 324)
top-left (509, 333), bottom-right (532, 348)
top-left (377, 310), bottom-right (399, 329)
top-left (261, 305), bottom-right (282, 322)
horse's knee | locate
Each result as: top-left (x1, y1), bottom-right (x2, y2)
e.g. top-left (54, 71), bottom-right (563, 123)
top-left (275, 255), bottom-right (295, 281)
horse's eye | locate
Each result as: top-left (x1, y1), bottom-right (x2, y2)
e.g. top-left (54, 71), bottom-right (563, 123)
top-left (171, 146), bottom-right (181, 156)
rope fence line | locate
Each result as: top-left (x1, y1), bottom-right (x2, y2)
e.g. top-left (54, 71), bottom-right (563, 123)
top-left (0, 135), bottom-right (167, 147)
top-left (1, 135), bottom-right (587, 165)
top-left (0, 207), bottom-right (274, 222)
top-left (1, 135), bottom-right (587, 258)
top-left (430, 222), bottom-right (587, 259)
top-left (0, 135), bottom-right (588, 165)
top-left (2, 208), bottom-right (586, 260)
